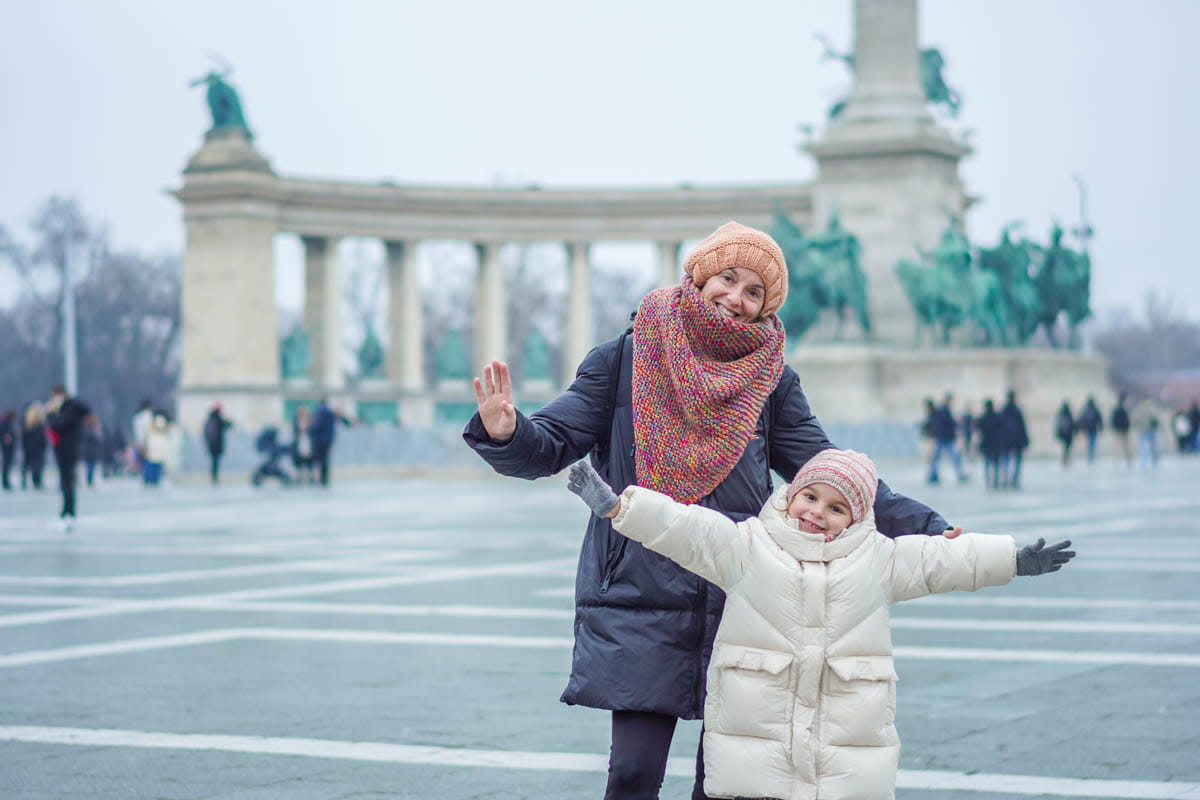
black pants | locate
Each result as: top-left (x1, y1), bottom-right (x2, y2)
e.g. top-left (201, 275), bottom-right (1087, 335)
top-left (605, 710), bottom-right (709, 800)
top-left (54, 450), bottom-right (77, 518)
top-left (0, 445), bottom-right (12, 489)
top-left (313, 443), bottom-right (331, 485)
top-left (209, 452), bottom-right (222, 483)
top-left (23, 457), bottom-right (44, 489)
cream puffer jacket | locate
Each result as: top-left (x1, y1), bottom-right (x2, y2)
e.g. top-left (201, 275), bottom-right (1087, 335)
top-left (611, 483), bottom-right (1016, 800)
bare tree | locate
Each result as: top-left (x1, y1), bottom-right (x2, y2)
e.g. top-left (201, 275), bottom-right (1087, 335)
top-left (1093, 292), bottom-right (1200, 396)
top-left (0, 197), bottom-right (180, 430)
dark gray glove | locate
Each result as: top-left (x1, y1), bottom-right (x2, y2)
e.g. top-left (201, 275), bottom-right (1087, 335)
top-left (1016, 538), bottom-right (1076, 576)
top-left (567, 460), bottom-right (619, 519)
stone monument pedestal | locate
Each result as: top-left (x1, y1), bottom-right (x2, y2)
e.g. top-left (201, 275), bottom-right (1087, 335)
top-left (789, 345), bottom-right (1111, 457)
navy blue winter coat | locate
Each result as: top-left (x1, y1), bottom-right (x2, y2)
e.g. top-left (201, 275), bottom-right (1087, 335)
top-left (463, 331), bottom-right (949, 719)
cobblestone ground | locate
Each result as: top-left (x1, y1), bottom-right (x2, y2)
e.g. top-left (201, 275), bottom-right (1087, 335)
top-left (1, 455), bottom-right (1198, 799)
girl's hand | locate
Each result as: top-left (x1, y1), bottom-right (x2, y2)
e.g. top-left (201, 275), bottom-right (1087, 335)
top-left (942, 526), bottom-right (963, 539)
top-left (473, 360), bottom-right (517, 443)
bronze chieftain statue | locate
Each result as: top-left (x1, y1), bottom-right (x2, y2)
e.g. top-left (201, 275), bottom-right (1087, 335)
top-left (190, 68), bottom-right (253, 139)
top-left (770, 209), bottom-right (871, 343)
top-left (895, 218), bottom-right (1093, 349)
top-left (817, 35), bottom-right (963, 119)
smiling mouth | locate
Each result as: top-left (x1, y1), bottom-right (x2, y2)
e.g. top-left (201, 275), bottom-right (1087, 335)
top-left (798, 518), bottom-right (825, 534)
top-left (715, 304), bottom-right (738, 319)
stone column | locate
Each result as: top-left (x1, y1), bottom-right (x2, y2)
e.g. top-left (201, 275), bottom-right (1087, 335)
top-left (842, 0), bottom-right (927, 124)
top-left (472, 242), bottom-right (507, 371)
top-left (564, 241), bottom-right (593, 380)
top-left (303, 235), bottom-right (345, 390)
top-left (656, 240), bottom-right (681, 288)
top-left (385, 240), bottom-right (424, 390)
top-left (178, 213), bottom-right (280, 431)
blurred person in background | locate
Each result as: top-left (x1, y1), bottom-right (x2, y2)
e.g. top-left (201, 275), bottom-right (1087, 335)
top-left (1054, 401), bottom-right (1076, 468)
top-left (21, 402), bottom-right (48, 490)
top-left (1076, 396), bottom-right (1103, 464)
top-left (1000, 390), bottom-right (1029, 489)
top-left (142, 412), bottom-right (173, 487)
top-left (292, 405), bottom-right (315, 483)
top-left (0, 410), bottom-right (16, 491)
top-left (926, 393), bottom-right (966, 485)
top-left (959, 404), bottom-right (976, 460)
top-left (1111, 393), bottom-right (1133, 467)
top-left (976, 399), bottom-right (1006, 490)
top-left (1135, 403), bottom-right (1161, 469)
top-left (308, 397), bottom-right (351, 487)
top-left (204, 403), bottom-right (234, 485)
top-left (46, 385), bottom-right (92, 530)
top-left (82, 414), bottom-right (105, 487)
top-left (130, 399), bottom-right (154, 475)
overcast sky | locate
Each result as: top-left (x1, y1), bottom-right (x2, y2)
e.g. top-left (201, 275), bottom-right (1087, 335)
top-left (2, 0), bottom-right (1197, 318)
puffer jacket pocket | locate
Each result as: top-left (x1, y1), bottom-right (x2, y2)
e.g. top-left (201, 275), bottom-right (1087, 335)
top-left (706, 644), bottom-right (794, 742)
top-left (821, 656), bottom-right (899, 747)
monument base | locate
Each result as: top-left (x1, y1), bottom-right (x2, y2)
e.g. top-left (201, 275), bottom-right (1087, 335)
top-left (788, 344), bottom-right (1112, 457)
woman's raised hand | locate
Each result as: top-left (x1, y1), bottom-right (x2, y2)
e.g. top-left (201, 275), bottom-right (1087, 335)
top-left (473, 360), bottom-right (517, 442)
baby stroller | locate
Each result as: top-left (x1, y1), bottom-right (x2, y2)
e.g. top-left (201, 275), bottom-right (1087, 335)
top-left (251, 427), bottom-right (294, 487)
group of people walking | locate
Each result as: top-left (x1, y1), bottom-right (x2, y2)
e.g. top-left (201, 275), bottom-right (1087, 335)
top-left (1053, 392), bottom-right (1189, 469)
top-left (922, 391), bottom-right (1030, 490)
top-left (466, 220), bottom-right (1076, 800)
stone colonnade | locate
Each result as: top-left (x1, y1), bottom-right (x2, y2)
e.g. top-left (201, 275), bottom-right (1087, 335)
top-left (296, 235), bottom-right (685, 391)
top-left (172, 149), bottom-right (814, 432)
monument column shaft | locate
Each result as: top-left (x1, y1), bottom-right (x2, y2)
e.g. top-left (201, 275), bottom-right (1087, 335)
top-left (303, 235), bottom-right (345, 390)
top-left (180, 215), bottom-right (279, 389)
top-left (385, 240), bottom-right (425, 389)
top-left (656, 240), bottom-right (680, 288)
top-left (854, 0), bottom-right (921, 91)
top-left (564, 242), bottom-right (593, 383)
top-left (472, 242), bottom-right (508, 371)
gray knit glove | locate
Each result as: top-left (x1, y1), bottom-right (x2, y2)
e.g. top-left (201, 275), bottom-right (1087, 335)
top-left (568, 460), bottom-right (620, 519)
top-left (1016, 538), bottom-right (1076, 576)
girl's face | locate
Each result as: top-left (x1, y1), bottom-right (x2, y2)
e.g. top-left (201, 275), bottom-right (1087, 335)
top-left (699, 267), bottom-right (765, 323)
top-left (786, 482), bottom-right (854, 538)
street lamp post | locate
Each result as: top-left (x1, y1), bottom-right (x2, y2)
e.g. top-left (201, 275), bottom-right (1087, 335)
top-left (61, 244), bottom-right (79, 396)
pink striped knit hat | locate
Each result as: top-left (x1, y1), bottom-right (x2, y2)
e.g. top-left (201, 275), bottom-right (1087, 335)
top-left (786, 449), bottom-right (878, 524)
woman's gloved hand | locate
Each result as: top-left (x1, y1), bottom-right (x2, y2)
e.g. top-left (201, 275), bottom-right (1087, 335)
top-left (568, 460), bottom-right (620, 519)
top-left (1016, 537), bottom-right (1076, 576)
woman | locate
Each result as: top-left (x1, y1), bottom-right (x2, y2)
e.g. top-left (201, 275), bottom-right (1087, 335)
top-left (464, 221), bottom-right (954, 799)
top-left (21, 402), bottom-right (48, 490)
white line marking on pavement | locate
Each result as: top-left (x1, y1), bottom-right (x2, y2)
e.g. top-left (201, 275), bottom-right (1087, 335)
top-left (0, 558), bottom-right (576, 629)
top-left (893, 645), bottom-right (1200, 667)
top-left (1071, 560), bottom-right (1200, 573)
top-left (910, 595), bottom-right (1200, 611)
top-left (64, 599), bottom-right (1191, 636)
top-left (1, 726), bottom-right (1197, 798)
top-left (191, 601), bottom-right (575, 620)
top-left (0, 594), bottom-right (115, 607)
top-left (4, 628), bottom-right (1199, 668)
top-left (890, 618), bottom-right (1200, 636)
top-left (0, 551), bottom-right (448, 587)
top-left (535, 589), bottom-right (1200, 611)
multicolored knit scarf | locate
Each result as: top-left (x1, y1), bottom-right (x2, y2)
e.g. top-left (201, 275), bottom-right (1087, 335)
top-left (632, 277), bottom-right (787, 504)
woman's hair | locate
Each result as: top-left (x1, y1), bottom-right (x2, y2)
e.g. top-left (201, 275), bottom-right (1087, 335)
top-left (24, 403), bottom-right (45, 429)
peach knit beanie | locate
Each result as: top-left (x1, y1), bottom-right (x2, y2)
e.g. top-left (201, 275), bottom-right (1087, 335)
top-left (684, 221), bottom-right (789, 318)
top-left (786, 449), bottom-right (878, 524)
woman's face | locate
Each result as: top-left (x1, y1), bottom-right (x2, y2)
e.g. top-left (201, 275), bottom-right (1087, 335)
top-left (699, 267), bottom-right (765, 323)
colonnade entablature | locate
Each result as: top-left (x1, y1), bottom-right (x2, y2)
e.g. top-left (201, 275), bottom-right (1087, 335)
top-left (172, 132), bottom-right (814, 431)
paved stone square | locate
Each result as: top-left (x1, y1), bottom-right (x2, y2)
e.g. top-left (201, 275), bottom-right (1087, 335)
top-left (1, 456), bottom-right (1198, 799)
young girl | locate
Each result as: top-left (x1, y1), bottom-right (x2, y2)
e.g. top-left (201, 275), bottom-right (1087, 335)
top-left (568, 449), bottom-right (1074, 800)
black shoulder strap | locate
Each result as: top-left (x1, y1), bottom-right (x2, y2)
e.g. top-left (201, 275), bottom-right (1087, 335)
top-left (594, 329), bottom-right (630, 466)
